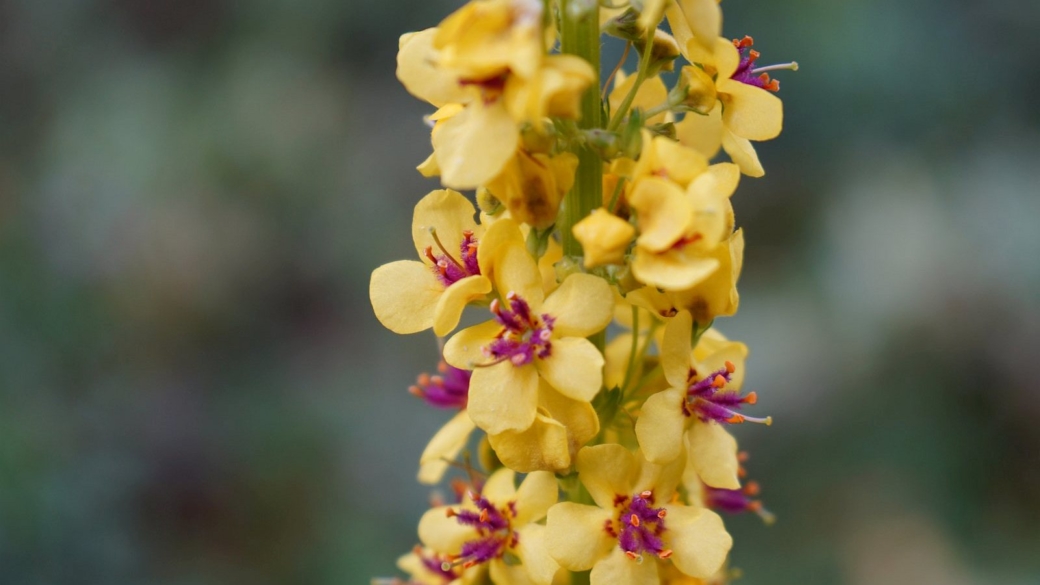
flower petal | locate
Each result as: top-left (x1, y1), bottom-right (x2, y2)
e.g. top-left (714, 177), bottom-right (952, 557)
top-left (721, 80), bottom-right (784, 142)
top-left (662, 505), bottom-right (732, 579)
top-left (433, 100), bottom-right (519, 190)
top-left (396, 29), bottom-right (469, 107)
top-left (632, 247), bottom-right (720, 291)
top-left (433, 275), bottom-right (492, 336)
top-left (635, 388), bottom-right (689, 465)
top-left (536, 337), bottom-right (604, 402)
top-left (688, 163), bottom-right (741, 200)
top-left (443, 320), bottom-right (502, 369)
top-left (411, 189), bottom-right (480, 260)
top-left (687, 422), bottom-right (740, 490)
top-left (540, 384), bottom-right (600, 451)
top-left (370, 260), bottom-right (441, 334)
top-left (545, 502), bottom-right (615, 571)
top-left (476, 217), bottom-right (524, 277)
top-left (590, 546), bottom-right (660, 585)
top-left (468, 362), bottom-right (539, 435)
top-left (488, 413), bottom-right (571, 473)
top-left (629, 178), bottom-right (692, 253)
top-left (471, 471), bottom-right (512, 510)
top-left (514, 524), bottom-right (561, 585)
top-left (721, 129), bottom-right (764, 178)
top-left (418, 411), bottom-right (477, 485)
top-left (514, 471), bottom-right (559, 525)
top-left (540, 273), bottom-right (614, 338)
top-left (661, 310), bottom-right (693, 388)
top-left (494, 241), bottom-right (545, 308)
top-left (418, 505), bottom-right (473, 555)
top-left (681, 0), bottom-right (721, 50)
top-left (676, 106), bottom-right (723, 160)
top-left (576, 444), bottom-right (637, 509)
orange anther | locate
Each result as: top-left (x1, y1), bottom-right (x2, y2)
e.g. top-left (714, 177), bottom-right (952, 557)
top-left (738, 467), bottom-right (748, 479)
top-left (738, 451), bottom-right (750, 462)
top-left (725, 360), bottom-right (736, 373)
top-left (744, 481), bottom-right (761, 496)
top-left (412, 545), bottom-right (423, 555)
top-left (463, 560), bottom-right (478, 569)
top-left (479, 509), bottom-right (489, 523)
top-left (657, 509), bottom-right (667, 518)
top-left (747, 501), bottom-right (763, 513)
top-left (659, 549), bottom-right (674, 559)
top-left (437, 362), bottom-right (448, 373)
top-left (408, 385), bottom-right (424, 398)
top-left (712, 375), bottom-right (727, 388)
top-left (640, 490), bottom-right (653, 499)
top-left (417, 373), bottom-right (431, 386)
top-left (749, 49), bottom-right (761, 60)
top-left (445, 508), bottom-right (457, 518)
top-left (625, 551), bottom-right (640, 560)
top-left (743, 391), bottom-right (758, 405)
top-left (726, 414), bottom-right (745, 424)
top-left (630, 514), bottom-right (640, 527)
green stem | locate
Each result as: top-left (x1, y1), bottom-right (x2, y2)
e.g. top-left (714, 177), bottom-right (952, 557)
top-left (559, 0), bottom-right (602, 259)
top-left (607, 29), bottom-right (654, 131)
top-left (619, 305), bottom-right (640, 392)
top-left (642, 100), bottom-right (673, 119)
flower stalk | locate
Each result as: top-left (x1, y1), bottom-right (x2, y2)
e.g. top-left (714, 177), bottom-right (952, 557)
top-left (558, 0), bottom-right (601, 259)
top-left (372, 1), bottom-right (799, 582)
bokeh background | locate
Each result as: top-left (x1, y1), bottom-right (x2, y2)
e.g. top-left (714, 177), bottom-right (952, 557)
top-left (1, 0), bottom-right (1039, 583)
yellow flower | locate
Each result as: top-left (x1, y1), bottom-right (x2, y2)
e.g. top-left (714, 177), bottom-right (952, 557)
top-left (488, 378), bottom-right (600, 473)
top-left (505, 54), bottom-right (596, 124)
top-left (418, 469), bottom-right (561, 584)
top-left (635, 310), bottom-right (769, 485)
top-left (628, 174), bottom-right (733, 291)
top-left (432, 98), bottom-right (522, 191)
top-left (396, 545), bottom-right (485, 585)
top-left (676, 37), bottom-right (789, 177)
top-left (545, 444), bottom-right (732, 583)
top-left (444, 243), bottom-right (613, 435)
top-left (433, 0), bottom-right (545, 82)
top-left (625, 225), bottom-right (743, 323)
top-left (630, 131), bottom-right (709, 189)
top-left (572, 208), bottom-right (635, 268)
top-left (370, 190), bottom-right (523, 336)
top-left (485, 150), bottom-right (579, 229)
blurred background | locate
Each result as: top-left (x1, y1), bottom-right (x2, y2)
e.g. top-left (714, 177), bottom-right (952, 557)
top-left (1, 0), bottom-right (1038, 583)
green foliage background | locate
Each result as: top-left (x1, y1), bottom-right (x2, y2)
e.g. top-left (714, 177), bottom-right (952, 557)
top-left (0, 1), bottom-right (1038, 583)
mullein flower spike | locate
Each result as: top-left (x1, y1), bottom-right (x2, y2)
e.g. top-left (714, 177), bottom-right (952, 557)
top-left (370, 0), bottom-right (797, 583)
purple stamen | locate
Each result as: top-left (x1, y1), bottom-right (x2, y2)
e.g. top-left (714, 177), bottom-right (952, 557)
top-left (426, 230), bottom-right (481, 287)
top-left (683, 364), bottom-right (772, 426)
top-left (729, 36), bottom-right (783, 92)
top-left (483, 293), bottom-right (555, 367)
top-left (446, 493), bottom-right (520, 570)
top-left (410, 361), bottom-right (470, 409)
top-left (705, 481), bottom-right (775, 524)
top-left (605, 491), bottom-right (672, 561)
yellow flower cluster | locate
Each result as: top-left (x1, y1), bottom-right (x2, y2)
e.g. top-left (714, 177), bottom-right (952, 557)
top-left (370, 1), bottom-right (795, 584)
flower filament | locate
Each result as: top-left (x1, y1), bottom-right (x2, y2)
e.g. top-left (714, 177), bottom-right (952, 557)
top-left (730, 36), bottom-right (798, 93)
top-left (481, 292), bottom-right (555, 366)
top-left (409, 361), bottom-right (471, 409)
top-left (425, 228), bottom-right (480, 287)
top-left (443, 493), bottom-right (519, 570)
top-left (604, 490), bottom-right (672, 562)
top-left (683, 360), bottom-right (772, 425)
